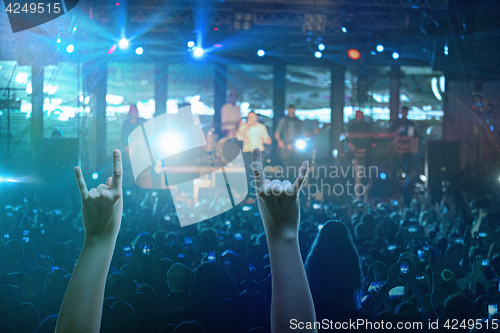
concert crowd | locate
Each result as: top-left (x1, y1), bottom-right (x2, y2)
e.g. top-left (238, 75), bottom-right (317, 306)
top-left (1, 149), bottom-right (500, 333)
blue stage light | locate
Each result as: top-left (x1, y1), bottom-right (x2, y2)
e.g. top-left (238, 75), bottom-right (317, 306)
top-left (92, 173), bottom-right (98, 180)
top-left (380, 172), bottom-right (387, 180)
top-left (392, 52), bottom-right (400, 59)
top-left (314, 51), bottom-right (322, 58)
top-left (318, 43), bottom-right (325, 51)
top-left (193, 47), bottom-right (204, 57)
top-left (66, 44), bottom-right (74, 53)
top-left (135, 47), bottom-right (144, 55)
top-left (187, 41), bottom-right (195, 48)
top-left (376, 44), bottom-right (384, 52)
top-left (257, 49), bottom-right (265, 57)
top-left (118, 38), bottom-right (129, 49)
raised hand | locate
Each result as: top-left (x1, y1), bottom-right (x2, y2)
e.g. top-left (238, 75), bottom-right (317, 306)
top-left (56, 150), bottom-right (124, 333)
top-left (74, 149), bottom-right (123, 243)
top-left (252, 148), bottom-right (308, 242)
top-left (252, 148), bottom-right (316, 333)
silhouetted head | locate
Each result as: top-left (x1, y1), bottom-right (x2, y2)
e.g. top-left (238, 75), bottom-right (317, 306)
top-left (401, 106), bottom-right (409, 119)
top-left (128, 104), bottom-right (139, 119)
top-left (287, 104), bottom-right (296, 117)
top-left (305, 220), bottom-right (362, 310)
top-left (444, 294), bottom-right (476, 322)
top-left (247, 111), bottom-right (258, 126)
top-left (228, 91), bottom-right (238, 105)
top-left (355, 110), bottom-right (364, 122)
top-left (167, 263), bottom-right (191, 293)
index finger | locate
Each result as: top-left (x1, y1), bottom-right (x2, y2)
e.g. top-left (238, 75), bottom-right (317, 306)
top-left (292, 161), bottom-right (309, 192)
top-left (252, 148), bottom-right (266, 195)
top-left (111, 149), bottom-right (123, 191)
top-left (74, 166), bottom-right (89, 200)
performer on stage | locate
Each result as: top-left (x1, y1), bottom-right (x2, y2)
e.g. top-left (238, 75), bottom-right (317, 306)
top-left (237, 111), bottom-right (272, 201)
top-left (275, 104), bottom-right (304, 167)
top-left (221, 91), bottom-right (242, 138)
top-left (237, 111), bottom-right (272, 160)
top-left (346, 110), bottom-right (374, 199)
top-left (390, 106), bottom-right (418, 137)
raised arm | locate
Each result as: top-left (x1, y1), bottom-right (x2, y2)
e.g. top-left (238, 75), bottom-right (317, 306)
top-left (56, 150), bottom-right (123, 333)
top-left (252, 148), bottom-right (316, 333)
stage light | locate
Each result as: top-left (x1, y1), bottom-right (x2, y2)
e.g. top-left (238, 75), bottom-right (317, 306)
top-left (15, 73), bottom-right (28, 84)
top-left (193, 47), bottom-right (204, 57)
top-left (66, 44), bottom-right (74, 53)
top-left (295, 139), bottom-right (307, 150)
top-left (118, 38), bottom-right (129, 49)
top-left (257, 49), bottom-right (265, 57)
top-left (92, 173), bottom-right (98, 180)
top-left (341, 26), bottom-right (347, 33)
top-left (380, 172), bottom-right (387, 180)
top-left (317, 224), bottom-right (324, 230)
top-left (431, 77), bottom-right (442, 101)
top-left (491, 126), bottom-right (494, 131)
top-left (135, 47), bottom-right (144, 55)
top-left (56, 38), bottom-right (61, 43)
top-left (444, 45), bottom-right (449, 56)
top-left (313, 203), bottom-right (321, 210)
top-left (26, 83), bottom-right (32, 94)
top-left (314, 51), bottom-right (322, 58)
top-left (376, 44), bottom-right (384, 52)
top-left (420, 175), bottom-right (427, 182)
top-left (392, 52), bottom-right (400, 59)
top-left (187, 41), bottom-right (195, 48)
top-left (371, 51), bottom-right (376, 56)
top-left (318, 43), bottom-right (325, 51)
top-left (108, 45), bottom-right (117, 55)
top-left (332, 149), bottom-right (338, 158)
top-left (401, 172), bottom-right (406, 178)
top-left (348, 49), bottom-right (361, 60)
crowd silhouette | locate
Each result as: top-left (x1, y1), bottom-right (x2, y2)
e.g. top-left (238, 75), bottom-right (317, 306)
top-left (1, 148), bottom-right (500, 332)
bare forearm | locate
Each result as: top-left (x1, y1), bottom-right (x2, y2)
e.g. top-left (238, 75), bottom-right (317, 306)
top-left (56, 238), bottom-right (116, 333)
top-left (268, 238), bottom-right (316, 333)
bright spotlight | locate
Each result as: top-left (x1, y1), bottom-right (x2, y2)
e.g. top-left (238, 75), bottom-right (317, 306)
top-left (420, 174), bottom-right (427, 182)
top-left (318, 43), bottom-right (325, 51)
top-left (66, 44), bottom-right (74, 53)
top-left (341, 27), bottom-right (347, 33)
top-left (401, 172), bottom-right (406, 178)
top-left (92, 173), bottom-right (98, 180)
top-left (392, 52), bottom-right (400, 59)
top-left (257, 49), bottom-right (265, 57)
top-left (193, 47), bottom-right (204, 57)
top-left (56, 38), bottom-right (61, 43)
top-left (15, 73), bottom-right (28, 84)
top-left (135, 47), bottom-right (144, 55)
top-left (376, 44), bottom-right (384, 52)
top-left (295, 139), bottom-right (307, 150)
top-left (118, 38), bottom-right (129, 49)
top-left (332, 149), bottom-right (338, 158)
top-left (187, 41), bottom-right (195, 48)
top-left (314, 51), bottom-right (322, 58)
top-left (380, 172), bottom-right (387, 180)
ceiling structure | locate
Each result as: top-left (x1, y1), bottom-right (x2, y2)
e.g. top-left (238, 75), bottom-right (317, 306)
top-left (0, 0), bottom-right (498, 118)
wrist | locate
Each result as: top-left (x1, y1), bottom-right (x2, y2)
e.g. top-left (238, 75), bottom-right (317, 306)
top-left (83, 234), bottom-right (117, 249)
